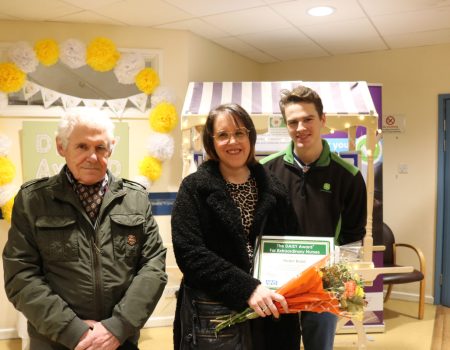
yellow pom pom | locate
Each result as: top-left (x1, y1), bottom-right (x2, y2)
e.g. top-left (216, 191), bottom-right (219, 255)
top-left (138, 156), bottom-right (162, 181)
top-left (149, 102), bottom-right (178, 133)
top-left (0, 156), bottom-right (16, 185)
top-left (135, 67), bottom-right (160, 95)
top-left (1, 195), bottom-right (14, 223)
top-left (0, 62), bottom-right (26, 93)
top-left (86, 37), bottom-right (120, 72)
top-left (34, 39), bottom-right (59, 66)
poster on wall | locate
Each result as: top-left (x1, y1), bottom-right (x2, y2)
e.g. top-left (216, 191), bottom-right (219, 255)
top-left (21, 121), bottom-right (129, 182)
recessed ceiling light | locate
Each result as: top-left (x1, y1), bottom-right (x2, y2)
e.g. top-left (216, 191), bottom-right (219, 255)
top-left (307, 6), bottom-right (335, 17)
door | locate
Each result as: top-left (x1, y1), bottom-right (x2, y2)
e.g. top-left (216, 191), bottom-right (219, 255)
top-left (436, 94), bottom-right (450, 306)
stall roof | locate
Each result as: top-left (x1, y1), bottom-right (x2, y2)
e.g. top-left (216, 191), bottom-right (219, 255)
top-left (182, 81), bottom-right (378, 123)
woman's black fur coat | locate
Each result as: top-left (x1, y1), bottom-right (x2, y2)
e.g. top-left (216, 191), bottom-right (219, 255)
top-left (171, 160), bottom-right (300, 349)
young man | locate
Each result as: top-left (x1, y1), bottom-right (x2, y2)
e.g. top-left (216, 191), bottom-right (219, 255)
top-left (3, 110), bottom-right (167, 350)
top-left (261, 85), bottom-right (367, 350)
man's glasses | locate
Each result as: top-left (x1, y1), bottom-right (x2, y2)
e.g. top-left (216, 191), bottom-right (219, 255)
top-left (213, 128), bottom-right (250, 144)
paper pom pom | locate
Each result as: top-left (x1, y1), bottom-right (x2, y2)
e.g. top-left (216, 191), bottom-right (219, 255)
top-left (1, 195), bottom-right (14, 222)
top-left (114, 52), bottom-right (145, 84)
top-left (86, 37), bottom-right (120, 72)
top-left (135, 67), bottom-right (160, 95)
top-left (138, 156), bottom-right (162, 181)
top-left (60, 39), bottom-right (86, 69)
top-left (132, 175), bottom-right (152, 191)
top-left (151, 86), bottom-right (176, 106)
top-left (149, 102), bottom-right (178, 133)
top-left (146, 133), bottom-right (174, 161)
top-left (0, 183), bottom-right (17, 206)
top-left (8, 41), bottom-right (39, 73)
top-left (0, 62), bottom-right (26, 93)
top-left (34, 39), bottom-right (59, 66)
top-left (0, 134), bottom-right (12, 157)
top-left (0, 156), bottom-right (15, 185)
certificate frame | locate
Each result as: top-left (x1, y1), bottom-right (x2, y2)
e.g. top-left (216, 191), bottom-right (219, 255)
top-left (253, 236), bottom-right (335, 290)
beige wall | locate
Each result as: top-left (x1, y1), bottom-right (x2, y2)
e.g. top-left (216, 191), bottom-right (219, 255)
top-left (0, 20), bottom-right (262, 335)
top-left (262, 44), bottom-right (448, 302)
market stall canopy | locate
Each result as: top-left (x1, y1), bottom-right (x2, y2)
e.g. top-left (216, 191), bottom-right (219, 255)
top-left (181, 81), bottom-right (378, 132)
top-left (180, 80), bottom-right (379, 264)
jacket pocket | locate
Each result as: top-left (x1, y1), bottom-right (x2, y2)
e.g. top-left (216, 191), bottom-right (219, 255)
top-left (110, 214), bottom-right (145, 260)
top-left (35, 216), bottom-right (78, 262)
top-left (179, 284), bottom-right (251, 350)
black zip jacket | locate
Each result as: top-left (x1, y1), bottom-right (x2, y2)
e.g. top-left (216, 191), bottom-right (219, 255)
top-left (261, 140), bottom-right (367, 245)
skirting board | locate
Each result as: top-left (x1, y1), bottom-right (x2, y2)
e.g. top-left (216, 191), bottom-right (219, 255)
top-left (386, 290), bottom-right (434, 304)
top-left (0, 328), bottom-right (18, 340)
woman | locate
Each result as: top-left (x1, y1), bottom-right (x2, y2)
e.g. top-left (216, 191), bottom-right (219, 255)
top-left (172, 103), bottom-right (300, 349)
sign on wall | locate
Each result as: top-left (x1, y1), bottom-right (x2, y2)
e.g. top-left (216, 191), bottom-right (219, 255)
top-left (21, 121), bottom-right (129, 182)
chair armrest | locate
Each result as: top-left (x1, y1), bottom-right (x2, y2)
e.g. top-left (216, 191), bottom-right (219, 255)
top-left (395, 243), bottom-right (426, 275)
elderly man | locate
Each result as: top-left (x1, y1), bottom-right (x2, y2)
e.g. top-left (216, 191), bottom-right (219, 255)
top-left (3, 110), bottom-right (167, 350)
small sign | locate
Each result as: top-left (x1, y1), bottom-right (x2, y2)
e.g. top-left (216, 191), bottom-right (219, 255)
top-left (253, 236), bottom-right (335, 290)
top-left (382, 114), bottom-right (405, 133)
top-left (148, 192), bottom-right (177, 215)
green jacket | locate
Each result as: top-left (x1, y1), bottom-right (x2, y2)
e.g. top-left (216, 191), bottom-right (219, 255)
top-left (3, 169), bottom-right (167, 349)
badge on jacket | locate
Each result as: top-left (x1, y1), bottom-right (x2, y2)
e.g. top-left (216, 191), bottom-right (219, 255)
top-left (127, 234), bottom-right (137, 246)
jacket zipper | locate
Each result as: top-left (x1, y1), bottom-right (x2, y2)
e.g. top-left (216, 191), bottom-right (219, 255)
top-left (90, 191), bottom-right (125, 319)
top-left (92, 217), bottom-right (103, 318)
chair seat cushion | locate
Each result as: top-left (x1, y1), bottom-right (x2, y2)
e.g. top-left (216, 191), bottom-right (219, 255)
top-left (382, 264), bottom-right (424, 284)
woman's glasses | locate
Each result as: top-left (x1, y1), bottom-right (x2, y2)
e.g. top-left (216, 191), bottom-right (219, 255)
top-left (213, 128), bottom-right (250, 145)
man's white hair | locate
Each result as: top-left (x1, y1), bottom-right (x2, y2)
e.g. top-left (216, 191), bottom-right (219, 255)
top-left (57, 108), bottom-right (115, 150)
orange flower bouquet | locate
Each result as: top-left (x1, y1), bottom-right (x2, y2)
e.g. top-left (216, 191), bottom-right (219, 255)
top-left (213, 256), bottom-right (366, 334)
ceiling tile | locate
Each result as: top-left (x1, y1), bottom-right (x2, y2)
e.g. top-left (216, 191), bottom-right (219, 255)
top-left (269, 43), bottom-right (330, 61)
top-left (271, 0), bottom-right (366, 27)
top-left (385, 28), bottom-right (450, 48)
top-left (300, 18), bottom-right (388, 54)
top-left (359, 0), bottom-right (450, 16)
top-left (0, 0), bottom-right (81, 20)
top-left (60, 0), bottom-right (123, 11)
top-left (238, 49), bottom-right (279, 63)
top-left (95, 0), bottom-right (193, 26)
top-left (55, 10), bottom-right (125, 25)
top-left (211, 36), bottom-right (258, 52)
top-left (371, 7), bottom-right (450, 36)
top-left (156, 18), bottom-right (229, 39)
top-left (203, 7), bottom-right (290, 36)
top-left (163, 0), bottom-right (266, 16)
top-left (238, 27), bottom-right (312, 50)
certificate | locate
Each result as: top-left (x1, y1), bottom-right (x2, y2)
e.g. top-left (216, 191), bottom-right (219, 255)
top-left (253, 236), bottom-right (334, 290)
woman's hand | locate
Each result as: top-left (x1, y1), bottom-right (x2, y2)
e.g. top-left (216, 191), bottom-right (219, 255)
top-left (247, 284), bottom-right (289, 318)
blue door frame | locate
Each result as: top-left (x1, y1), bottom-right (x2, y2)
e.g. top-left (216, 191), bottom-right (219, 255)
top-left (436, 94), bottom-right (450, 306)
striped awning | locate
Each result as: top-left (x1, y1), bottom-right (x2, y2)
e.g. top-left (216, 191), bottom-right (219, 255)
top-left (182, 81), bottom-right (377, 121)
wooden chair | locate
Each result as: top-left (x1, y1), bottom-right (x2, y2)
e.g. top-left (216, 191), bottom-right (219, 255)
top-left (382, 223), bottom-right (426, 319)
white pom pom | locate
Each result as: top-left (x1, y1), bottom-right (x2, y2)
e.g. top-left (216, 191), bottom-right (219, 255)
top-left (146, 133), bottom-right (175, 161)
top-left (7, 41), bottom-right (38, 73)
top-left (0, 184), bottom-right (18, 206)
top-left (132, 175), bottom-right (152, 191)
top-left (60, 39), bottom-right (86, 69)
top-left (114, 52), bottom-right (145, 85)
top-left (0, 134), bottom-right (12, 157)
top-left (151, 86), bottom-right (176, 106)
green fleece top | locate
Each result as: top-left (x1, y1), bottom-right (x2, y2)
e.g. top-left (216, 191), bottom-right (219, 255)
top-left (261, 140), bottom-right (367, 245)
